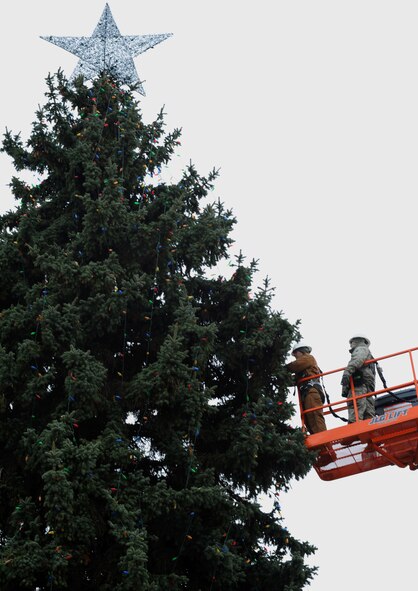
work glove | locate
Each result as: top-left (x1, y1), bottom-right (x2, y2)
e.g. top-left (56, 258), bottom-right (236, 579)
top-left (341, 374), bottom-right (350, 398)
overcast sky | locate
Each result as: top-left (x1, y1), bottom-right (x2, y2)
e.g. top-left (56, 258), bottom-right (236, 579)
top-left (2, 1), bottom-right (418, 589)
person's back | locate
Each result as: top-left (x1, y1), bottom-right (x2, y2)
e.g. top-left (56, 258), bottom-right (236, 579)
top-left (287, 353), bottom-right (320, 382)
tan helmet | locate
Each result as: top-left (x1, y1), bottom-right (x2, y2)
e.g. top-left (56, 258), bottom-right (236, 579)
top-left (349, 333), bottom-right (370, 346)
top-left (292, 341), bottom-right (312, 354)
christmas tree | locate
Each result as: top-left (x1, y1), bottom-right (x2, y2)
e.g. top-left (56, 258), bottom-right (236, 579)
top-left (0, 7), bottom-right (316, 591)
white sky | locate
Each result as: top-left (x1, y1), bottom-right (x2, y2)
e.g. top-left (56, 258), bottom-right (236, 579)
top-left (1, 1), bottom-right (418, 589)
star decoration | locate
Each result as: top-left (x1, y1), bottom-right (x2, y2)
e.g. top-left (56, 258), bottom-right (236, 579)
top-left (41, 3), bottom-right (172, 95)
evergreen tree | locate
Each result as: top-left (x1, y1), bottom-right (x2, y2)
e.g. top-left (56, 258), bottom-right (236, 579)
top-left (0, 71), bottom-right (316, 590)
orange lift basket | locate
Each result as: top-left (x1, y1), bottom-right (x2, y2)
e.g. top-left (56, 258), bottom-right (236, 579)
top-left (298, 347), bottom-right (418, 480)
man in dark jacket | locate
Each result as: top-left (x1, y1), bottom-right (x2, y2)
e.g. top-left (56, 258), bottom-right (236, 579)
top-left (287, 341), bottom-right (327, 434)
top-left (341, 333), bottom-right (376, 423)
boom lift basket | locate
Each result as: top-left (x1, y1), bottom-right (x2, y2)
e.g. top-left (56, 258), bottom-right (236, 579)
top-left (299, 347), bottom-right (418, 480)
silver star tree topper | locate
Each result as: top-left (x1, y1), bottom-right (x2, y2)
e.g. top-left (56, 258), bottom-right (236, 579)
top-left (41, 3), bottom-right (172, 95)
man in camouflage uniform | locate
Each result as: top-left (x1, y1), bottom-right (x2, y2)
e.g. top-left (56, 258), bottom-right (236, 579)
top-left (341, 334), bottom-right (376, 423)
top-left (287, 341), bottom-right (327, 434)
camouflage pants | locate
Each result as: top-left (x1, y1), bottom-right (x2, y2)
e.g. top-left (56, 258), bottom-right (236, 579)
top-left (348, 385), bottom-right (375, 423)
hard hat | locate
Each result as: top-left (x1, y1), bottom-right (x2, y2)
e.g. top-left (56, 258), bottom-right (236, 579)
top-left (292, 341), bottom-right (312, 354)
top-left (349, 333), bottom-right (370, 346)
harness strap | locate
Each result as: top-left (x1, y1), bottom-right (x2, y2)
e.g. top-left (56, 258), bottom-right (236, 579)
top-left (321, 376), bottom-right (349, 423)
top-left (300, 379), bottom-right (325, 404)
top-left (373, 358), bottom-right (405, 405)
